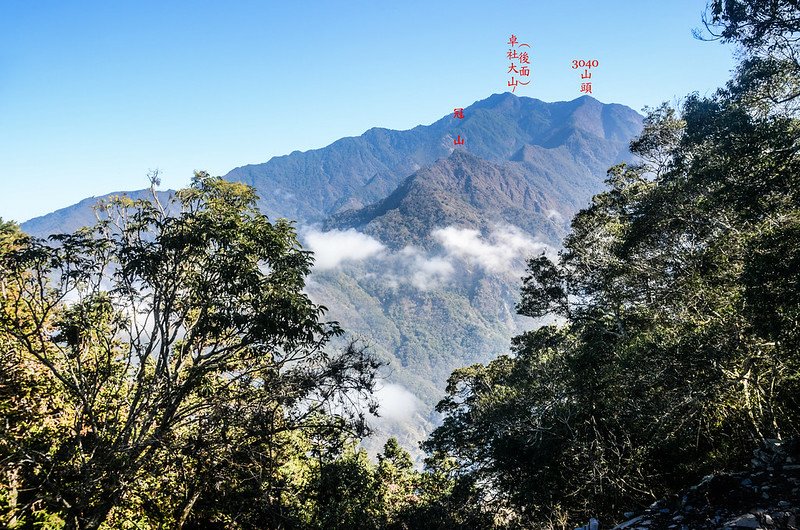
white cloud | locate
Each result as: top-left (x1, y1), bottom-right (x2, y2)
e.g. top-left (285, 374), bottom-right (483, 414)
top-left (302, 224), bottom-right (552, 289)
top-left (432, 224), bottom-right (551, 274)
top-left (304, 228), bottom-right (385, 270)
top-left (412, 256), bottom-right (454, 290)
top-left (399, 246), bottom-right (455, 290)
top-left (375, 383), bottom-right (422, 421)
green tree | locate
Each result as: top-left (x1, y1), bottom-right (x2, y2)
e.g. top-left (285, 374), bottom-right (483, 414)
top-left (0, 175), bottom-right (381, 529)
top-left (312, 446), bottom-right (383, 530)
top-left (375, 437), bottom-right (417, 529)
top-left (424, 1), bottom-right (800, 526)
top-left (0, 219), bottom-right (69, 529)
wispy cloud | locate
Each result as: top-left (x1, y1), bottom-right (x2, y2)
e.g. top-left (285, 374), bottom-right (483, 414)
top-left (303, 224), bottom-right (553, 288)
top-left (432, 225), bottom-right (552, 274)
top-left (399, 247), bottom-right (455, 290)
top-left (374, 383), bottom-right (422, 421)
top-left (304, 228), bottom-right (385, 270)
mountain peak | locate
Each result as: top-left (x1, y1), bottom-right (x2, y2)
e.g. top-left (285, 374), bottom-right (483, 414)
top-left (446, 149), bottom-right (481, 163)
top-left (22, 94), bottom-right (643, 237)
top-left (467, 92), bottom-right (532, 113)
top-left (325, 150), bottom-right (567, 249)
top-left (468, 92), bottom-right (604, 112)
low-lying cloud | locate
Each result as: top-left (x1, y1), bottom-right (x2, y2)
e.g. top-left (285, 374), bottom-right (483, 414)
top-left (399, 247), bottom-right (455, 290)
top-left (304, 228), bottom-right (385, 270)
top-left (374, 383), bottom-right (422, 421)
top-left (432, 225), bottom-right (552, 274)
top-left (303, 224), bottom-right (553, 289)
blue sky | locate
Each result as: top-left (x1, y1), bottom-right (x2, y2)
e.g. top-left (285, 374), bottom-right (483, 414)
top-left (1, 1), bottom-right (736, 222)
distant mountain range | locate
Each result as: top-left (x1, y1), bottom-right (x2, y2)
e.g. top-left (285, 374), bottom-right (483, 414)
top-left (21, 190), bottom-right (175, 238)
top-left (20, 93), bottom-right (643, 457)
top-left (23, 93), bottom-right (641, 236)
top-left (223, 92), bottom-right (641, 223)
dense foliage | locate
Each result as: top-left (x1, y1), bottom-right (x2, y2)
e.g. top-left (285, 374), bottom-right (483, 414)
top-left (421, 2), bottom-right (800, 527)
top-left (0, 175), bottom-right (386, 529)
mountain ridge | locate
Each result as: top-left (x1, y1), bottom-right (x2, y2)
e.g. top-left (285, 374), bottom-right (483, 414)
top-left (22, 190), bottom-right (175, 238)
top-left (218, 93), bottom-right (642, 223)
top-left (324, 150), bottom-right (564, 249)
top-left (20, 93), bottom-right (641, 238)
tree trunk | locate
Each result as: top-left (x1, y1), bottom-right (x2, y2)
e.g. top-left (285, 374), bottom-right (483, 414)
top-left (177, 490), bottom-right (202, 529)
